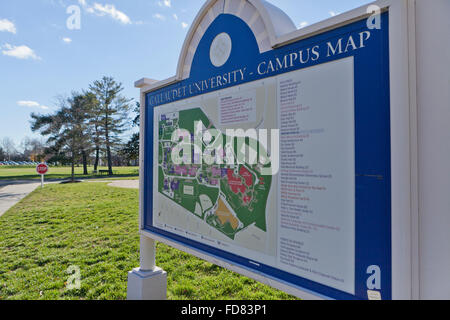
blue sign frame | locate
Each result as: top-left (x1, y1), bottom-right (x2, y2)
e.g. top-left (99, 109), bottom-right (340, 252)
top-left (143, 12), bottom-right (391, 300)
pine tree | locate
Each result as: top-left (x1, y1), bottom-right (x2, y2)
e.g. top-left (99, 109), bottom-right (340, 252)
top-left (89, 76), bottom-right (132, 175)
top-left (83, 91), bottom-right (103, 172)
top-left (121, 102), bottom-right (141, 165)
top-left (69, 93), bottom-right (95, 175)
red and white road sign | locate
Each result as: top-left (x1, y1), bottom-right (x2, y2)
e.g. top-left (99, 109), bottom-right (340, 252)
top-left (36, 163), bottom-right (49, 175)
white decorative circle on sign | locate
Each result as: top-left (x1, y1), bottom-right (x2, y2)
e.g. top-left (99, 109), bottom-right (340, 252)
top-left (210, 32), bottom-right (232, 67)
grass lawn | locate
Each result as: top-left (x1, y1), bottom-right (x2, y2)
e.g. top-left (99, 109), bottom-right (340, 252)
top-left (0, 166), bottom-right (139, 181)
top-left (0, 182), bottom-right (296, 300)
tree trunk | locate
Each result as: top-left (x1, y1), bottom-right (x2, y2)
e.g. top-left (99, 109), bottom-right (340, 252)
top-left (107, 144), bottom-right (113, 176)
top-left (94, 146), bottom-right (100, 171)
top-left (82, 150), bottom-right (88, 175)
top-left (105, 112), bottom-right (113, 176)
top-left (71, 151), bottom-right (75, 182)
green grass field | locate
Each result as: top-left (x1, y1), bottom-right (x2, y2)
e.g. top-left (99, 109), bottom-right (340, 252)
top-left (0, 182), bottom-right (296, 300)
top-left (0, 166), bottom-right (139, 181)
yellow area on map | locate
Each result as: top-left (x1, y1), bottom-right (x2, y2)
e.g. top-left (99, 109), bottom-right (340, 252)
top-left (216, 198), bottom-right (239, 230)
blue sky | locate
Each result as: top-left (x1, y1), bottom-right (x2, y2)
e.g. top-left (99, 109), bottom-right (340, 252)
top-left (0, 0), bottom-right (371, 148)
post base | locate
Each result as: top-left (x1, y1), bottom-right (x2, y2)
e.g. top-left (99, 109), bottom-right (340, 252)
top-left (127, 267), bottom-right (167, 300)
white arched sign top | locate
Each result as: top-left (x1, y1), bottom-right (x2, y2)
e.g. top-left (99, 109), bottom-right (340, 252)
top-left (176, 0), bottom-right (296, 80)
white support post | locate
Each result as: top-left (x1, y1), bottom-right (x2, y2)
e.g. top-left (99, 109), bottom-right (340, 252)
top-left (140, 236), bottom-right (156, 271)
top-left (127, 236), bottom-right (167, 300)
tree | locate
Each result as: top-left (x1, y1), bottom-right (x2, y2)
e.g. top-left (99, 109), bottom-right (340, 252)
top-left (121, 133), bottom-right (139, 165)
top-left (69, 93), bottom-right (95, 175)
top-left (89, 76), bottom-right (132, 175)
top-left (0, 146), bottom-right (5, 161)
top-left (121, 102), bottom-right (141, 165)
top-left (84, 92), bottom-right (103, 172)
top-left (1, 137), bottom-right (17, 161)
top-left (132, 101), bottom-right (140, 127)
top-left (31, 92), bottom-right (93, 181)
top-left (21, 137), bottom-right (46, 162)
top-left (31, 109), bottom-right (75, 181)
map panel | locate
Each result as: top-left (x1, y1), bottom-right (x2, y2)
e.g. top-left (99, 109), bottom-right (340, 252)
top-left (157, 107), bottom-right (272, 240)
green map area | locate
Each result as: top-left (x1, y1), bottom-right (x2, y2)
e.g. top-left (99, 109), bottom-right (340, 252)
top-left (158, 108), bottom-right (272, 240)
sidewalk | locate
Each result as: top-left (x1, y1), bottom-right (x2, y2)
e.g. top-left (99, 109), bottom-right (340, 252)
top-left (107, 180), bottom-right (139, 189)
top-left (86, 179), bottom-right (139, 189)
top-left (0, 183), bottom-right (40, 217)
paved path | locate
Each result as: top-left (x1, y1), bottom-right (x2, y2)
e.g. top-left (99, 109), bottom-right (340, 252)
top-left (0, 183), bottom-right (40, 217)
top-left (107, 180), bottom-right (139, 189)
top-left (0, 179), bottom-right (40, 188)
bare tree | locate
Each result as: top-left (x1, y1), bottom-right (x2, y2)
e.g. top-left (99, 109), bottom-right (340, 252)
top-left (21, 137), bottom-right (46, 162)
top-left (1, 137), bottom-right (17, 161)
top-left (0, 146), bottom-right (5, 161)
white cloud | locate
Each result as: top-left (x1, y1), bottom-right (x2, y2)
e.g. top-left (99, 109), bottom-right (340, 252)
top-left (299, 21), bottom-right (308, 29)
top-left (92, 3), bottom-right (131, 24)
top-left (181, 22), bottom-right (188, 29)
top-left (329, 11), bottom-right (340, 17)
top-left (17, 101), bottom-right (49, 110)
top-left (0, 19), bottom-right (16, 34)
top-left (158, 0), bottom-right (171, 8)
top-left (173, 14), bottom-right (178, 21)
top-left (78, 1), bottom-right (132, 25)
top-left (153, 13), bottom-right (166, 21)
top-left (17, 101), bottom-right (40, 108)
top-left (62, 37), bottom-right (72, 43)
top-left (2, 44), bottom-right (40, 60)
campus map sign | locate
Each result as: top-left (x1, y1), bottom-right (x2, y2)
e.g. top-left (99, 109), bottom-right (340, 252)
top-left (142, 0), bottom-right (392, 300)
